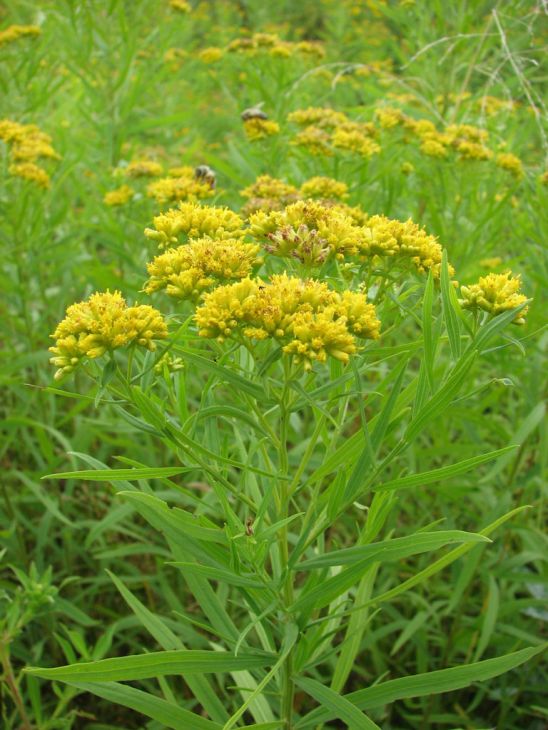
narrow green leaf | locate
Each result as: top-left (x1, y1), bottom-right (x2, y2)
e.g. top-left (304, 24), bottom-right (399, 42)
top-left (297, 531), bottom-right (488, 571)
top-left (26, 650), bottom-right (274, 682)
top-left (42, 467), bottom-right (189, 482)
top-left (296, 644), bottom-right (546, 728)
top-left (107, 571), bottom-right (229, 724)
top-left (169, 562), bottom-right (268, 589)
top-left (405, 351), bottom-right (476, 441)
top-left (374, 446), bottom-right (518, 492)
top-left (174, 347), bottom-right (266, 401)
top-left (292, 532), bottom-right (487, 612)
top-left (65, 681), bottom-right (221, 730)
top-left (295, 677), bottom-right (381, 730)
top-left (441, 250), bottom-right (461, 359)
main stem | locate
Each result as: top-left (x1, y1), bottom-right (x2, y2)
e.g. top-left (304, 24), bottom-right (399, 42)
top-left (278, 374), bottom-right (295, 729)
top-left (0, 639), bottom-right (33, 730)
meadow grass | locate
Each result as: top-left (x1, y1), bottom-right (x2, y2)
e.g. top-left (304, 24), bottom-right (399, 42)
top-left (1, 1), bottom-right (546, 729)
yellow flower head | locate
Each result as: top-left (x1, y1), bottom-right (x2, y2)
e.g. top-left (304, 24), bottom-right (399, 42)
top-left (364, 215), bottom-right (447, 276)
top-left (123, 160), bottom-right (163, 178)
top-left (420, 138), bottom-right (448, 158)
top-left (196, 273), bottom-right (380, 370)
top-left (294, 40), bottom-right (325, 58)
top-left (0, 120), bottom-right (59, 164)
top-left (459, 272), bottom-right (528, 324)
top-left (144, 238), bottom-right (261, 299)
top-left (146, 174), bottom-right (213, 204)
top-left (8, 162), bottom-right (50, 188)
top-left (375, 107), bottom-right (405, 129)
top-left (300, 176), bottom-right (349, 200)
top-left (170, 0), bottom-right (191, 12)
top-left (331, 128), bottom-right (380, 158)
top-left (145, 202), bottom-right (245, 249)
top-left (198, 46), bottom-right (223, 63)
top-left (456, 140), bottom-right (493, 161)
top-left (479, 257), bottom-right (503, 269)
top-left (104, 184), bottom-right (134, 206)
top-left (292, 126), bottom-right (333, 156)
top-left (49, 291), bottom-right (167, 380)
top-left (496, 153), bottom-right (524, 179)
top-left (0, 24), bottom-right (41, 48)
top-left (243, 118), bottom-right (280, 141)
top-left (241, 175), bottom-right (299, 200)
top-left (249, 200), bottom-right (367, 261)
top-left (288, 107), bottom-right (348, 129)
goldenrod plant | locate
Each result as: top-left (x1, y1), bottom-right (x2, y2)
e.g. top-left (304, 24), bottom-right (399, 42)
top-left (1, 1), bottom-right (546, 729)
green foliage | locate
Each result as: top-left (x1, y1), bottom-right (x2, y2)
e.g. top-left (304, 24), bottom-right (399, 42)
top-left (1, 1), bottom-right (546, 729)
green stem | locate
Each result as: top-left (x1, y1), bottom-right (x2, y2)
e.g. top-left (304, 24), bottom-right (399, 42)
top-left (0, 639), bottom-right (33, 730)
top-left (277, 365), bottom-right (295, 729)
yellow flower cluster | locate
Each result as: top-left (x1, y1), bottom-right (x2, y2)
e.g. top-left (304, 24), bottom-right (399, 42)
top-left (288, 107), bottom-right (379, 159)
top-left (459, 272), bottom-right (528, 324)
top-left (0, 119), bottom-right (59, 188)
top-left (287, 108), bottom-right (348, 128)
top-left (477, 96), bottom-right (517, 116)
top-left (248, 200), bottom-right (445, 275)
top-left (145, 202), bottom-right (245, 249)
top-left (496, 153), bottom-right (524, 179)
top-left (249, 200), bottom-right (366, 262)
top-left (374, 106), bottom-right (524, 170)
top-left (146, 171), bottom-right (214, 204)
top-left (123, 159), bottom-right (163, 178)
top-left (0, 24), bottom-right (41, 47)
top-left (243, 118), bottom-right (280, 141)
top-left (299, 176), bottom-right (349, 200)
top-left (195, 273), bottom-right (380, 369)
top-left (197, 47), bottom-right (223, 63)
top-left (8, 162), bottom-right (51, 189)
top-left (144, 238), bottom-right (261, 300)
top-left (170, 0), bottom-right (191, 12)
top-left (226, 33), bottom-right (324, 59)
top-left (104, 184), bottom-right (134, 206)
top-left (364, 215), bottom-right (446, 275)
top-left (331, 128), bottom-right (380, 158)
top-left (240, 175), bottom-right (300, 215)
top-left (49, 291), bottom-right (167, 380)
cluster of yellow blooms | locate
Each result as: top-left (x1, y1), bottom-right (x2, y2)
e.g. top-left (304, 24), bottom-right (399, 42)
top-left (145, 202), bottom-right (244, 249)
top-left (169, 0), bottom-right (191, 12)
top-left (374, 106), bottom-right (524, 176)
top-left (49, 291), bottom-right (167, 380)
top-left (104, 184), bottom-right (134, 206)
top-left (51, 186), bottom-right (530, 379)
top-left (240, 175), bottom-right (349, 214)
top-left (146, 171), bottom-right (214, 204)
top-left (248, 200), bottom-right (445, 274)
top-left (144, 238), bottom-right (261, 300)
top-left (459, 272), bottom-right (528, 324)
top-left (243, 118), bottom-right (281, 141)
top-left (288, 107), bottom-right (379, 159)
top-left (226, 32), bottom-right (325, 60)
top-left (195, 273), bottom-right (380, 369)
top-left (0, 119), bottom-right (60, 188)
top-left (120, 159), bottom-right (164, 178)
top-left (0, 24), bottom-right (41, 48)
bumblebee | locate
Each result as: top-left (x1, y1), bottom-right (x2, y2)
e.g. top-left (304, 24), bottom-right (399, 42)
top-left (241, 106), bottom-right (268, 121)
top-left (194, 165), bottom-right (216, 189)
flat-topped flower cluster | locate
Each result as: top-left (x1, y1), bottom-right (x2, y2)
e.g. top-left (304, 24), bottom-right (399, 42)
top-left (50, 185), bottom-right (528, 379)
